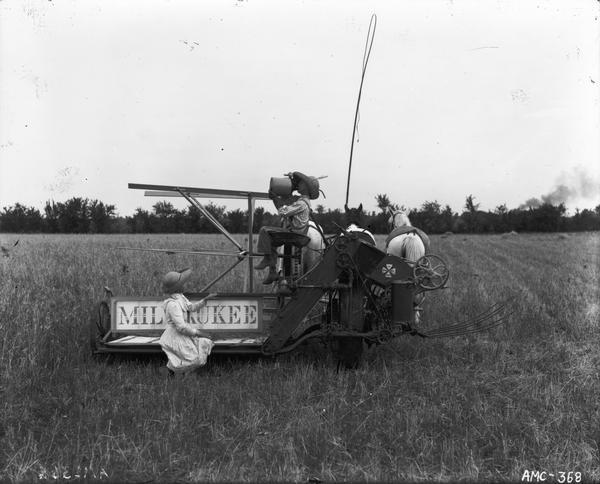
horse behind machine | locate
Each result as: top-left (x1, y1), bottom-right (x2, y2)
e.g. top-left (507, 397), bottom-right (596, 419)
top-left (386, 210), bottom-right (427, 263)
top-left (344, 203), bottom-right (376, 246)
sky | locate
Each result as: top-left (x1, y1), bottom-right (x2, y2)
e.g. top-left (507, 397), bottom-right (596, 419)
top-left (1, 0), bottom-right (599, 216)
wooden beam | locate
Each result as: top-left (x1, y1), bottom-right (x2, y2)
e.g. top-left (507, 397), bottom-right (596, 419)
top-left (128, 183), bottom-right (270, 200)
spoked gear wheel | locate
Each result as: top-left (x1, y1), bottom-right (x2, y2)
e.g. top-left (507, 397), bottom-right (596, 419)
top-left (413, 254), bottom-right (449, 290)
top-left (336, 252), bottom-right (353, 270)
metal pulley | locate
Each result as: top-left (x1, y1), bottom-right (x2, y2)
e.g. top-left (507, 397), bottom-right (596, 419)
top-left (413, 254), bottom-right (449, 290)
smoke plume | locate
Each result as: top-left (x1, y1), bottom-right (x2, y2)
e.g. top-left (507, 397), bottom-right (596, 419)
top-left (519, 167), bottom-right (600, 209)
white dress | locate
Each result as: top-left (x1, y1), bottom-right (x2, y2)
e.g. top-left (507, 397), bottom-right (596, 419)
top-left (158, 294), bottom-right (214, 373)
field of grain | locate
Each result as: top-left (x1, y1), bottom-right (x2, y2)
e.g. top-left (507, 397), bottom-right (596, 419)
top-left (0, 232), bottom-right (598, 482)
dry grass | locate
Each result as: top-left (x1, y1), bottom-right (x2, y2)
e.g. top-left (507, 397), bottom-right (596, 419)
top-left (0, 232), bottom-right (598, 482)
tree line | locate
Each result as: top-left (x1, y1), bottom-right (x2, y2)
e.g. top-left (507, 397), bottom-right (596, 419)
top-left (1, 195), bottom-right (599, 234)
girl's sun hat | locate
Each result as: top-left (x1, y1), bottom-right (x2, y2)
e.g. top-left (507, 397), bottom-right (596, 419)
top-left (161, 268), bottom-right (192, 294)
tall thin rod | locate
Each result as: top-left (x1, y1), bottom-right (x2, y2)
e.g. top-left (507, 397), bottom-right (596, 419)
top-left (345, 14), bottom-right (377, 207)
top-left (117, 246), bottom-right (251, 257)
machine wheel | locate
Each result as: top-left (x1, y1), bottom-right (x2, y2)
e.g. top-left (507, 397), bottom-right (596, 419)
top-left (90, 301), bottom-right (110, 352)
top-left (413, 254), bottom-right (449, 290)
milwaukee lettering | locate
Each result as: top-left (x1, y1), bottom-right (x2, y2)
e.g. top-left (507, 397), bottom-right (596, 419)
top-left (119, 305), bottom-right (162, 325)
top-left (115, 299), bottom-right (260, 330)
top-left (194, 304), bottom-right (258, 325)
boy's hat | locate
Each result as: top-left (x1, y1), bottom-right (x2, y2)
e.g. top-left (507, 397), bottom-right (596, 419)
top-left (292, 171), bottom-right (320, 199)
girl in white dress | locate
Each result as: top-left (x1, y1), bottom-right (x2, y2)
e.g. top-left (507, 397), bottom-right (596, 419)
top-left (159, 268), bottom-right (216, 374)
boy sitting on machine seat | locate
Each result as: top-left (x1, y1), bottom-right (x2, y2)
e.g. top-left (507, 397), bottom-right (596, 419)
top-left (255, 171), bottom-right (320, 284)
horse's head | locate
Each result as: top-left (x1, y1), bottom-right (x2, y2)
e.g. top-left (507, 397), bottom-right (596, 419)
top-left (344, 203), bottom-right (365, 228)
top-left (344, 203), bottom-right (377, 245)
top-left (388, 209), bottom-right (412, 229)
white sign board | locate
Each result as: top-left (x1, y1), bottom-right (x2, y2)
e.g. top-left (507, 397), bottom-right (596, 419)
top-left (112, 297), bottom-right (261, 332)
